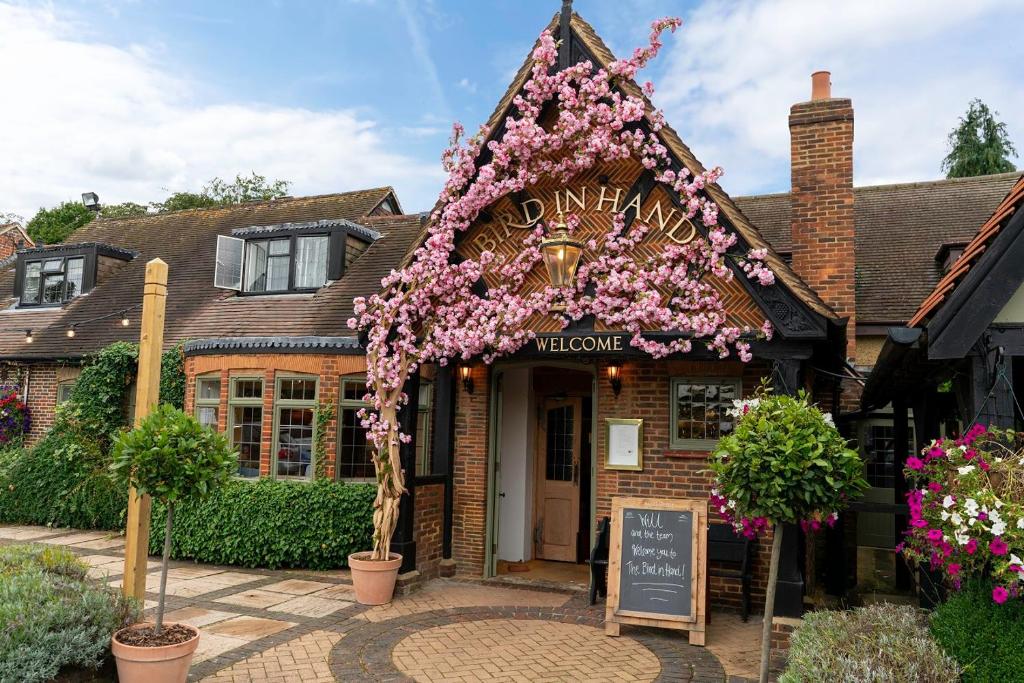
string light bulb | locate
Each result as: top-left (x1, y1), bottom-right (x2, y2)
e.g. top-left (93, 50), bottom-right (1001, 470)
top-left (66, 326), bottom-right (76, 339)
top-left (121, 314), bottom-right (130, 327)
top-left (24, 330), bottom-right (32, 344)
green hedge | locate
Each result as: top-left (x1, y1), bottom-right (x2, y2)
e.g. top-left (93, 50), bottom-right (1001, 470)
top-left (931, 580), bottom-right (1024, 683)
top-left (0, 426), bottom-right (126, 530)
top-left (148, 479), bottom-right (375, 569)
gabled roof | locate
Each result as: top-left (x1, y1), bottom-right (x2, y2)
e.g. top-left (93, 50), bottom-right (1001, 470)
top-left (0, 187), bottom-right (418, 360)
top-left (475, 10), bottom-right (837, 325)
top-left (909, 173), bottom-right (1024, 327)
top-left (735, 172), bottom-right (1020, 324)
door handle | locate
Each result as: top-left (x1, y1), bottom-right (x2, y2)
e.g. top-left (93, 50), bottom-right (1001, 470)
top-left (499, 492), bottom-right (506, 498)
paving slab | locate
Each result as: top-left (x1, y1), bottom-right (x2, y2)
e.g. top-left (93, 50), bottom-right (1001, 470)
top-left (268, 595), bottom-right (352, 618)
top-left (205, 616), bottom-right (296, 641)
top-left (260, 578), bottom-right (335, 595)
top-left (163, 607), bottom-right (239, 628)
top-left (216, 589), bottom-right (294, 609)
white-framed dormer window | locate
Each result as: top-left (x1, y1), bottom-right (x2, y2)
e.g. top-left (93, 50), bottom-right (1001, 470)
top-left (214, 222), bottom-right (376, 295)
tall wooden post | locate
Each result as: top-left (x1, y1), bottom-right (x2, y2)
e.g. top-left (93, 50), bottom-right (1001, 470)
top-left (122, 258), bottom-right (169, 601)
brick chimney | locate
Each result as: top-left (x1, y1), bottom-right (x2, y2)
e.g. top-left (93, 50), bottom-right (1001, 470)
top-left (789, 71), bottom-right (855, 359)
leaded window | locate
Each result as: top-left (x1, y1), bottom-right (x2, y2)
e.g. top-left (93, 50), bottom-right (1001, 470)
top-left (229, 377), bottom-right (264, 478)
top-left (337, 376), bottom-right (374, 480)
top-left (195, 376), bottom-right (221, 432)
top-left (274, 376), bottom-right (317, 480)
top-left (670, 378), bottom-right (740, 450)
top-left (21, 256), bottom-right (84, 305)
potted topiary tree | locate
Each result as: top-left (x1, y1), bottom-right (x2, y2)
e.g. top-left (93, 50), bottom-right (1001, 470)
top-left (108, 405), bottom-right (237, 683)
top-left (708, 383), bottom-right (867, 683)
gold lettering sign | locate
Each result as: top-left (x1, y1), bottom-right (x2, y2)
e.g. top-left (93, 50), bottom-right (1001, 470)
top-left (533, 334), bottom-right (626, 354)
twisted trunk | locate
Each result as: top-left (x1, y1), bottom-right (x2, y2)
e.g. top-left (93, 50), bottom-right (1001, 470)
top-left (369, 351), bottom-right (409, 561)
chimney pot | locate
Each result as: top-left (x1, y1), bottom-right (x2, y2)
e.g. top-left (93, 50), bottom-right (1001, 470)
top-left (811, 71), bottom-right (831, 100)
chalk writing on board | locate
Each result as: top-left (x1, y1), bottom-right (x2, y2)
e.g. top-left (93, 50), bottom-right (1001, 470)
top-left (618, 509), bottom-right (693, 616)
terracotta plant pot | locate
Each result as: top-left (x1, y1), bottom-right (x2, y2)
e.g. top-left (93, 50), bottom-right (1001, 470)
top-left (111, 623), bottom-right (200, 683)
top-left (348, 551), bottom-right (402, 605)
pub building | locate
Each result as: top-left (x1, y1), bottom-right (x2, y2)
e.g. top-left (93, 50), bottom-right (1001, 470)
top-left (0, 1), bottom-right (1020, 626)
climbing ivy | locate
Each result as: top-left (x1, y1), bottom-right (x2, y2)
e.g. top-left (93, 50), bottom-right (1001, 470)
top-left (313, 399), bottom-right (334, 481)
top-left (159, 344), bottom-right (186, 410)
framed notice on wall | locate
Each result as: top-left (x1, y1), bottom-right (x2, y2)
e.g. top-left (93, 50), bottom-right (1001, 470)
top-left (605, 496), bottom-right (708, 645)
top-left (605, 418), bottom-right (643, 471)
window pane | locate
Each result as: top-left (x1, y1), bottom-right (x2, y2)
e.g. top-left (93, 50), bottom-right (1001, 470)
top-left (545, 406), bottom-right (574, 481)
top-left (338, 406), bottom-right (374, 478)
top-left (22, 262), bottom-right (41, 304)
top-left (57, 383), bottom-right (74, 405)
top-left (268, 239), bottom-right (290, 256)
top-left (243, 240), bottom-right (269, 292)
top-left (266, 255), bottom-right (289, 291)
top-left (276, 407), bottom-right (314, 478)
top-left (42, 274), bottom-right (65, 303)
top-left (233, 379), bottom-right (263, 399)
top-left (232, 406), bottom-right (262, 477)
top-left (42, 259), bottom-right (64, 274)
top-left (197, 378), bottom-right (221, 401)
top-left (198, 406), bottom-right (218, 430)
top-left (279, 378), bottom-right (316, 401)
top-left (675, 380), bottom-right (737, 445)
top-left (294, 235), bottom-right (328, 289)
top-left (342, 380), bottom-right (366, 402)
top-left (65, 258), bottom-right (84, 299)
top-left (416, 383), bottom-right (433, 476)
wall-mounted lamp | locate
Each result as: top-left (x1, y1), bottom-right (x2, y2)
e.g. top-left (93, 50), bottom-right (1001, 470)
top-left (540, 213), bottom-right (584, 289)
top-left (24, 329), bottom-right (33, 344)
top-left (459, 365), bottom-right (474, 394)
top-left (66, 326), bottom-right (76, 339)
top-left (607, 361), bottom-right (622, 397)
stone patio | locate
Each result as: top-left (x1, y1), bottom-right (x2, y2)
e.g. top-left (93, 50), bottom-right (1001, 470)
top-left (0, 524), bottom-right (780, 682)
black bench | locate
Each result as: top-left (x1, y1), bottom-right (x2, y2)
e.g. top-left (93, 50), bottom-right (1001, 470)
top-left (587, 518), bottom-right (754, 620)
top-left (588, 516), bottom-right (610, 606)
top-left (707, 523), bottom-right (755, 622)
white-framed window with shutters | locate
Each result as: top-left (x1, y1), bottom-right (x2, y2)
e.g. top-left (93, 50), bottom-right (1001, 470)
top-left (214, 226), bottom-right (377, 295)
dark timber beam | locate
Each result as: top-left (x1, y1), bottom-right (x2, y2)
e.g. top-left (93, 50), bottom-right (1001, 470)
top-left (391, 371), bottom-right (420, 573)
top-left (771, 359), bottom-right (806, 617)
top-left (432, 366), bottom-right (457, 559)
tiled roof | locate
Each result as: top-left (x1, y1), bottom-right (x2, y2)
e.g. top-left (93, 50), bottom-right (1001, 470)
top-left (183, 336), bottom-right (362, 355)
top-left (0, 187), bottom-right (416, 360)
top-left (467, 10), bottom-right (838, 322)
top-left (735, 172), bottom-right (1021, 324)
top-left (908, 173), bottom-right (1024, 326)
top-left (231, 218), bottom-right (380, 242)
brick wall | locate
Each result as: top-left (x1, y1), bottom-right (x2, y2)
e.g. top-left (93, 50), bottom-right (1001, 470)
top-left (789, 92), bottom-right (855, 360)
top-left (16, 362), bottom-right (81, 444)
top-left (415, 482), bottom-right (445, 579)
top-left (450, 357), bottom-right (780, 613)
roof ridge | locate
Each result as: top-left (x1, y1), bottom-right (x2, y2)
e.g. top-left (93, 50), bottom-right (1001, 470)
top-left (92, 186), bottom-right (395, 224)
top-left (853, 172), bottom-right (1022, 194)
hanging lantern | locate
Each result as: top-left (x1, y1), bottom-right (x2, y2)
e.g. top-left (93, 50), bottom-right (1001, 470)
top-left (540, 214), bottom-right (584, 289)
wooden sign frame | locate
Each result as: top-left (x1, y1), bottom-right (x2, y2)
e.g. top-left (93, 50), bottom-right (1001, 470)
top-left (605, 496), bottom-right (707, 645)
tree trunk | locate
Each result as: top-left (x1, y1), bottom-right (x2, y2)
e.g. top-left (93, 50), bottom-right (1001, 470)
top-left (155, 503), bottom-right (174, 635)
top-left (759, 523), bottom-right (783, 683)
top-left (371, 402), bottom-right (406, 560)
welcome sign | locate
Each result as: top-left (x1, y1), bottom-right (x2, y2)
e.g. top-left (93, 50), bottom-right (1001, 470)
top-left (605, 496), bottom-right (708, 646)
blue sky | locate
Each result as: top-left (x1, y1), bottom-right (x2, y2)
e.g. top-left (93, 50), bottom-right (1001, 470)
top-left (2, 0), bottom-right (1023, 219)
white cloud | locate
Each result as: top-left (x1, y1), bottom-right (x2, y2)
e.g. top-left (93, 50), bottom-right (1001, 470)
top-left (456, 77), bottom-right (477, 94)
top-left (653, 0), bottom-right (1024, 196)
top-left (0, 3), bottom-right (445, 218)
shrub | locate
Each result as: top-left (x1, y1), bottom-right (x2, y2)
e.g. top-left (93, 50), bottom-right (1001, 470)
top-left (0, 544), bottom-right (138, 683)
top-left (148, 478), bottom-right (375, 569)
top-left (931, 579), bottom-right (1024, 682)
top-left (780, 603), bottom-right (959, 683)
top-left (0, 424), bottom-right (126, 530)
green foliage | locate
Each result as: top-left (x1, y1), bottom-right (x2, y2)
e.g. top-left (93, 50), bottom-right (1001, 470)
top-left (159, 343), bottom-right (186, 409)
top-left (314, 399), bottom-right (333, 480)
top-left (151, 172), bottom-right (291, 213)
top-left (0, 544), bottom-right (138, 683)
top-left (148, 479), bottom-right (375, 569)
top-left (100, 201), bottom-right (149, 219)
top-left (780, 603), bottom-right (959, 683)
top-left (943, 99), bottom-right (1018, 178)
top-left (931, 580), bottom-right (1024, 682)
top-left (709, 383), bottom-right (867, 525)
top-left (0, 425), bottom-right (126, 529)
top-left (110, 405), bottom-right (237, 504)
top-left (65, 342), bottom-right (138, 441)
top-left (25, 200), bottom-right (95, 244)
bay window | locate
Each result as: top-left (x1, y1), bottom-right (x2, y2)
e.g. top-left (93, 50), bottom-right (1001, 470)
top-left (337, 376), bottom-right (374, 480)
top-left (195, 376), bottom-right (221, 431)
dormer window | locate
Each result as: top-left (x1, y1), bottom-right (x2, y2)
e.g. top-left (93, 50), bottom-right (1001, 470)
top-left (215, 220), bottom-right (378, 295)
top-left (15, 243), bottom-right (135, 307)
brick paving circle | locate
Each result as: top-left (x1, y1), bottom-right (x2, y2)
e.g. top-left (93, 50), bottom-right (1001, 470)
top-left (392, 618), bottom-right (661, 681)
top-left (329, 603), bottom-right (728, 682)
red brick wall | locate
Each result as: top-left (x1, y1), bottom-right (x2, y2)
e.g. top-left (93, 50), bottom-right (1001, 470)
top-left (789, 95), bottom-right (855, 360)
top-left (416, 482), bottom-right (445, 578)
top-left (450, 357), bottom-right (778, 613)
top-left (24, 363), bottom-right (59, 443)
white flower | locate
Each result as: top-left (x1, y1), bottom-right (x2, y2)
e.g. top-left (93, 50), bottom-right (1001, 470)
top-left (727, 499), bottom-right (736, 509)
top-left (992, 521), bottom-right (1007, 536)
top-left (1018, 517), bottom-right (1024, 530)
top-left (955, 532), bottom-right (971, 546)
top-left (822, 412), bottom-right (835, 427)
top-left (942, 495), bottom-right (956, 509)
top-left (958, 465), bottom-right (975, 475)
top-left (1011, 554), bottom-right (1023, 568)
top-left (940, 511), bottom-right (951, 521)
top-left (951, 513), bottom-right (963, 526)
top-left (964, 498), bottom-right (979, 517)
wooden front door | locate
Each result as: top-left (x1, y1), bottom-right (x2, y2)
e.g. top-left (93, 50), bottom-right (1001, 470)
top-left (535, 397), bottom-right (582, 562)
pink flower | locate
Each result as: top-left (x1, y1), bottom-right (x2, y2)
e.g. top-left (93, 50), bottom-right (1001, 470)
top-left (927, 529), bottom-right (944, 544)
top-left (947, 563), bottom-right (961, 576)
top-left (979, 459), bottom-right (991, 472)
top-left (990, 537), bottom-right (1009, 556)
top-left (965, 538), bottom-right (978, 555)
top-left (928, 482), bottom-right (943, 493)
top-left (906, 456), bottom-right (924, 471)
top-left (992, 586), bottom-right (1009, 604)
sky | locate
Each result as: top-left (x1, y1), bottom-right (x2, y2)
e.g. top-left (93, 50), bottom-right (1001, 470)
top-left (2, 0), bottom-right (1023, 220)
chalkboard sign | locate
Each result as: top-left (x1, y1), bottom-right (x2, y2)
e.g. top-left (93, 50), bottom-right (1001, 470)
top-left (605, 497), bottom-right (707, 646)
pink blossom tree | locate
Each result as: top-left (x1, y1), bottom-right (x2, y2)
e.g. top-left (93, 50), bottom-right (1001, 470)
top-left (348, 18), bottom-right (776, 561)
